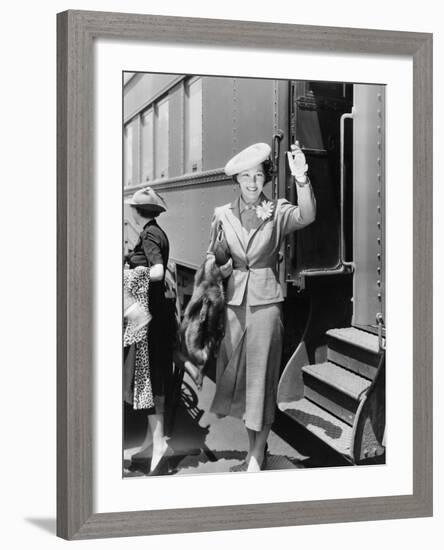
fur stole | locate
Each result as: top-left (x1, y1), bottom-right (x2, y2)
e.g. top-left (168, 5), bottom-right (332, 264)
top-left (181, 256), bottom-right (226, 368)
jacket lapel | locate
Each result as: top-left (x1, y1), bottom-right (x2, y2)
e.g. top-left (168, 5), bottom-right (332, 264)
top-left (245, 195), bottom-right (276, 252)
top-left (224, 198), bottom-right (246, 252)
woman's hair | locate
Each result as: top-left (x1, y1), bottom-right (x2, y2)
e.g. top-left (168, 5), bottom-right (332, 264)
top-left (232, 158), bottom-right (273, 184)
top-left (134, 206), bottom-right (161, 219)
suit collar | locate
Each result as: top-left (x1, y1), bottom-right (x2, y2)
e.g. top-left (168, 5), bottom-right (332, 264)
top-left (225, 197), bottom-right (245, 251)
top-left (225, 194), bottom-right (276, 252)
top-left (245, 195), bottom-right (274, 250)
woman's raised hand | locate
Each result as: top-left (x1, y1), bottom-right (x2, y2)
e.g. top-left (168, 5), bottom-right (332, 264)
top-left (287, 141), bottom-right (308, 182)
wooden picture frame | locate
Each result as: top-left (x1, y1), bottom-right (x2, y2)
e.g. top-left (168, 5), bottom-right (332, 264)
top-left (57, 10), bottom-right (433, 540)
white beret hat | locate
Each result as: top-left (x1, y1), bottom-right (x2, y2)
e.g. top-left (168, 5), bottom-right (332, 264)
top-left (224, 143), bottom-right (271, 176)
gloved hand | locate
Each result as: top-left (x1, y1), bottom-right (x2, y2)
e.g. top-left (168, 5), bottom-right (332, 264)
top-left (287, 141), bottom-right (308, 182)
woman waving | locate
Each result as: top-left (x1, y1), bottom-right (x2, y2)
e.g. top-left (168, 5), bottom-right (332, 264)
top-left (207, 141), bottom-right (316, 472)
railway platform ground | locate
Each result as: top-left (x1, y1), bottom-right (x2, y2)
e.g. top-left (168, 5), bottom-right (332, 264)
top-left (123, 371), bottom-right (349, 477)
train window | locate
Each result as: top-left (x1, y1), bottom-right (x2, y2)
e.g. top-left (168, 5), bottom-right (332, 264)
top-left (124, 121), bottom-right (135, 187)
top-left (184, 77), bottom-right (202, 174)
top-left (155, 98), bottom-right (169, 179)
top-left (141, 109), bottom-right (154, 182)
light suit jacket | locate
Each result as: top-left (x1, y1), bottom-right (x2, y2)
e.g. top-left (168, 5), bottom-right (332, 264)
top-left (208, 186), bottom-right (316, 307)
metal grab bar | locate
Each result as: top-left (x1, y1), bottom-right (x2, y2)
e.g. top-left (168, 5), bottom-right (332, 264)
top-left (271, 130), bottom-right (284, 200)
top-left (340, 107), bottom-right (356, 269)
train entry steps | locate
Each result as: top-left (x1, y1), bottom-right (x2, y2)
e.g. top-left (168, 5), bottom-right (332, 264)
top-left (278, 327), bottom-right (385, 464)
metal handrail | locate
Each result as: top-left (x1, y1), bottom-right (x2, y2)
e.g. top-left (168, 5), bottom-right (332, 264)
top-left (339, 107), bottom-right (356, 270)
top-left (271, 130), bottom-right (284, 200)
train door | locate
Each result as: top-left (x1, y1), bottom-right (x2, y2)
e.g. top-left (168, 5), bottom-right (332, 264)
top-left (286, 80), bottom-right (354, 283)
top-left (286, 82), bottom-right (385, 337)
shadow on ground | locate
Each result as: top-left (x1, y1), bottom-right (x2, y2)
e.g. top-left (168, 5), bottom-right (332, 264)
top-left (124, 378), bottom-right (351, 477)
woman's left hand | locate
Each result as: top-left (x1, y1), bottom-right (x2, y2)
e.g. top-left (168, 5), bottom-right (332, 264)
top-left (287, 141), bottom-right (308, 182)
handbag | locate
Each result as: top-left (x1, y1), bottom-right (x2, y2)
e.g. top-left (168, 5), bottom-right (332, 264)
top-left (212, 221), bottom-right (231, 266)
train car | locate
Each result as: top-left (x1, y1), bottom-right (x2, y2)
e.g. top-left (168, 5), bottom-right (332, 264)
top-left (123, 72), bottom-right (386, 465)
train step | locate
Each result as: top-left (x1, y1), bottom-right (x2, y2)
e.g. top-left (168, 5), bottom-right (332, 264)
top-left (302, 362), bottom-right (371, 426)
top-left (326, 327), bottom-right (380, 380)
top-left (280, 397), bottom-right (353, 460)
top-left (278, 326), bottom-right (384, 463)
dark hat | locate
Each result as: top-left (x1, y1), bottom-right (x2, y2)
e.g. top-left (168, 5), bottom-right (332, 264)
top-left (126, 187), bottom-right (167, 213)
top-left (224, 143), bottom-right (271, 176)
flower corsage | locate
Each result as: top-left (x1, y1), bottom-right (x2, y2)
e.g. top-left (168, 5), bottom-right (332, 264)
top-left (255, 200), bottom-right (274, 221)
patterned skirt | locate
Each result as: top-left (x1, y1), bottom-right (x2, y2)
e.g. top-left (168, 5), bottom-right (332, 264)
top-left (123, 267), bottom-right (154, 410)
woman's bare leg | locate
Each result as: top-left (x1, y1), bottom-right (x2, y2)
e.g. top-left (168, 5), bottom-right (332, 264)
top-left (148, 414), bottom-right (168, 472)
top-left (246, 428), bottom-right (256, 464)
top-left (247, 424), bottom-right (271, 473)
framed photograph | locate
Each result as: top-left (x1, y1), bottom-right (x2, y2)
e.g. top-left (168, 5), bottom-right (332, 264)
top-left (57, 10), bottom-right (433, 540)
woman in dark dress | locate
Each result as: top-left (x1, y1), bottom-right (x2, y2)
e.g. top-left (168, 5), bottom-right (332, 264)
top-left (124, 187), bottom-right (173, 475)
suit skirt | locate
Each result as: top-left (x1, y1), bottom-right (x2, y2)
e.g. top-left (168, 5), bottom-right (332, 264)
top-left (210, 297), bottom-right (284, 431)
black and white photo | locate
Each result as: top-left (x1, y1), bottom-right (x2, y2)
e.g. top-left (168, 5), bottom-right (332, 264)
top-left (122, 73), bottom-right (386, 478)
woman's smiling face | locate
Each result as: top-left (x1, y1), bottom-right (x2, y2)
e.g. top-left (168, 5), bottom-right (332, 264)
top-left (236, 163), bottom-right (266, 204)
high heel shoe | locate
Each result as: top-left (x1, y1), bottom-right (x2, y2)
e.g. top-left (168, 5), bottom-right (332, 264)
top-left (147, 445), bottom-right (174, 476)
top-left (241, 443), bottom-right (269, 473)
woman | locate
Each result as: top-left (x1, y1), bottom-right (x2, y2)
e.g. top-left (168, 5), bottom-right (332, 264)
top-left (124, 187), bottom-right (173, 476)
top-left (208, 141), bottom-right (316, 473)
